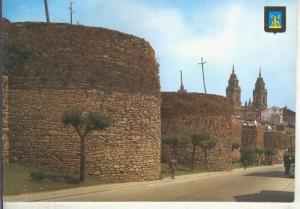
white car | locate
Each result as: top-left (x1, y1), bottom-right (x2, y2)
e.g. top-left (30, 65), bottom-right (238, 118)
top-left (289, 163), bottom-right (295, 178)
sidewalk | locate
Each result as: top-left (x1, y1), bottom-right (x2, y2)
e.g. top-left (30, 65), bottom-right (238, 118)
top-left (4, 164), bottom-right (283, 202)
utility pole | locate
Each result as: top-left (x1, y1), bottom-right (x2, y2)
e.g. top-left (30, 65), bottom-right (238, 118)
top-left (178, 70), bottom-right (187, 93)
top-left (198, 57), bottom-right (207, 94)
top-left (180, 70), bottom-right (183, 86)
top-left (44, 0), bottom-right (50, 23)
top-left (69, 1), bottom-right (75, 24)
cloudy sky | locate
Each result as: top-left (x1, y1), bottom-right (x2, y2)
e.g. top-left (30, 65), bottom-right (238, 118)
top-left (4, 0), bottom-right (297, 110)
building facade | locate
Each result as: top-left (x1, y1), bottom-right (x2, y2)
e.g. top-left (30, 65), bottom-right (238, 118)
top-left (261, 106), bottom-right (284, 125)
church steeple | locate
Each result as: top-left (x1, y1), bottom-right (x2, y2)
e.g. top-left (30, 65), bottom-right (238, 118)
top-left (178, 70), bottom-right (187, 93)
top-left (226, 65), bottom-right (241, 110)
top-left (253, 68), bottom-right (267, 109)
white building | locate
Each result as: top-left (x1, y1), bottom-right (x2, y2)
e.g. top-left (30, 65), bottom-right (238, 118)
top-left (261, 106), bottom-right (284, 125)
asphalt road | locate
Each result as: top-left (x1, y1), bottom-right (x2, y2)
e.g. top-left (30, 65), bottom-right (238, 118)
top-left (4, 165), bottom-right (294, 202)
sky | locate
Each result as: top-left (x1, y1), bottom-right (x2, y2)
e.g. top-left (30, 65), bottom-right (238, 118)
top-left (3, 0), bottom-right (297, 110)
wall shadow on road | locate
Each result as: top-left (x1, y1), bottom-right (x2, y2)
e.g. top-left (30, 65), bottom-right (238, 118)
top-left (234, 190), bottom-right (294, 202)
top-left (244, 171), bottom-right (287, 178)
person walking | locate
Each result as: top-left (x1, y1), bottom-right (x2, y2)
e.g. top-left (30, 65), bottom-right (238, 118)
top-left (241, 158), bottom-right (247, 169)
top-left (169, 159), bottom-right (177, 179)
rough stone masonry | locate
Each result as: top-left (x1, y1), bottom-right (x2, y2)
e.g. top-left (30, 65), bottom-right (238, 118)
top-left (4, 20), bottom-right (161, 181)
top-left (2, 74), bottom-right (9, 163)
top-left (161, 92), bottom-right (232, 171)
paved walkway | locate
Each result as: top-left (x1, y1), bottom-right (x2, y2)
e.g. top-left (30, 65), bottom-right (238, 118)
top-left (4, 165), bottom-right (294, 202)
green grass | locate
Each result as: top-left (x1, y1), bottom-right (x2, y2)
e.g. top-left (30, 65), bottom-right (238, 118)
top-left (3, 163), bottom-right (108, 196)
top-left (161, 163), bottom-right (205, 178)
top-left (4, 161), bottom-right (266, 196)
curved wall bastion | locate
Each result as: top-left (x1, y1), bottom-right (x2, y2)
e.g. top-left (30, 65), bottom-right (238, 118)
top-left (4, 20), bottom-right (161, 181)
top-left (2, 74), bottom-right (9, 163)
top-left (161, 92), bottom-right (233, 171)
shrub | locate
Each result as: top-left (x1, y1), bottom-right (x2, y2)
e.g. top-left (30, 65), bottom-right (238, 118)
top-left (3, 39), bottom-right (34, 72)
top-left (190, 132), bottom-right (216, 170)
top-left (30, 171), bottom-right (46, 181)
top-left (264, 149), bottom-right (277, 165)
top-left (240, 148), bottom-right (256, 168)
top-left (162, 133), bottom-right (190, 156)
top-left (254, 148), bottom-right (264, 166)
top-left (232, 143), bottom-right (240, 151)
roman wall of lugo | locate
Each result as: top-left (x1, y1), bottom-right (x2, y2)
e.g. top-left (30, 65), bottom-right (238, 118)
top-left (264, 131), bottom-right (291, 164)
top-left (3, 19), bottom-right (161, 181)
top-left (161, 92), bottom-right (233, 171)
top-left (2, 73), bottom-right (9, 163)
top-left (2, 18), bottom-right (292, 182)
top-left (231, 122), bottom-right (242, 161)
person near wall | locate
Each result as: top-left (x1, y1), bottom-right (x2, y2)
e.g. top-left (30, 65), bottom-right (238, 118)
top-left (169, 159), bottom-right (177, 179)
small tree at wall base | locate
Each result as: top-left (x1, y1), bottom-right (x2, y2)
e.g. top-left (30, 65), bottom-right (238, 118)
top-left (200, 138), bottom-right (217, 170)
top-left (162, 133), bottom-right (190, 160)
top-left (264, 149), bottom-right (277, 165)
top-left (232, 143), bottom-right (240, 151)
top-left (190, 132), bottom-right (211, 171)
top-left (254, 148), bottom-right (264, 166)
top-left (240, 149), bottom-right (256, 169)
top-left (63, 105), bottom-right (112, 182)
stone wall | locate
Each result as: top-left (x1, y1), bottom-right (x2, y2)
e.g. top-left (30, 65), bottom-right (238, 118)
top-left (2, 75), bottom-right (9, 163)
top-left (5, 20), bottom-right (161, 181)
top-left (241, 125), bottom-right (264, 149)
top-left (161, 92), bottom-right (232, 171)
top-left (231, 122), bottom-right (242, 161)
top-left (283, 107), bottom-right (295, 126)
top-left (264, 131), bottom-right (290, 164)
top-left (232, 122), bottom-right (242, 144)
top-left (9, 90), bottom-right (160, 180)
top-left (286, 128), bottom-right (295, 147)
top-left (271, 150), bottom-right (285, 164)
top-left (234, 108), bottom-right (261, 121)
top-left (264, 131), bottom-right (290, 150)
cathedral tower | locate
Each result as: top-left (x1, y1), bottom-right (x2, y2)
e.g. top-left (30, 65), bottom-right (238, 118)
top-left (226, 65), bottom-right (241, 110)
top-left (252, 68), bottom-right (267, 110)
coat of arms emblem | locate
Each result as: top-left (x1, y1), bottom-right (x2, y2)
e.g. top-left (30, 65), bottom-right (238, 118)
top-left (264, 7), bottom-right (286, 33)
